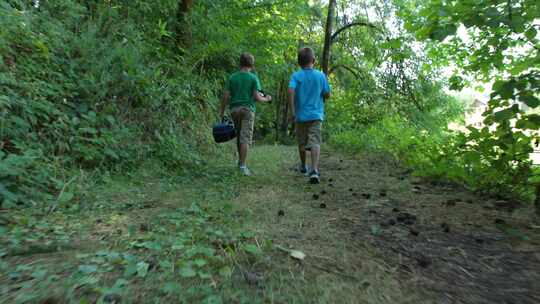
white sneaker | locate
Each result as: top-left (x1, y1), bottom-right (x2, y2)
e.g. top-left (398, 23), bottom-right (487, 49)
top-left (239, 166), bottom-right (251, 176)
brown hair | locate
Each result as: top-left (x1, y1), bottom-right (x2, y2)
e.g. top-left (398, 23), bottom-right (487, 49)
top-left (239, 52), bottom-right (255, 68)
top-left (298, 47), bottom-right (315, 67)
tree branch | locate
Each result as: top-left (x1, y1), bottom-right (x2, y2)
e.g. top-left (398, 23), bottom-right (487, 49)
top-left (331, 21), bottom-right (380, 43)
top-left (328, 64), bottom-right (360, 78)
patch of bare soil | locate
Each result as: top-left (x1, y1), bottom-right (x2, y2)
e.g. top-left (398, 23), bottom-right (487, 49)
top-left (319, 151), bottom-right (540, 304)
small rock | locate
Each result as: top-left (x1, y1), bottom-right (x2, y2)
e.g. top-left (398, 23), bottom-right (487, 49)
top-left (147, 257), bottom-right (159, 270)
top-left (396, 212), bottom-right (417, 224)
top-left (243, 271), bottom-right (262, 286)
top-left (278, 210), bottom-right (285, 216)
top-left (312, 194), bottom-right (320, 200)
top-left (410, 227), bottom-right (420, 236)
top-left (416, 255), bottom-right (432, 268)
top-left (104, 294), bottom-right (122, 303)
top-left (441, 223), bottom-right (450, 233)
top-left (494, 218), bottom-right (506, 225)
top-left (139, 223), bottom-right (149, 232)
top-left (404, 219), bottom-right (415, 225)
top-left (320, 203), bottom-right (327, 209)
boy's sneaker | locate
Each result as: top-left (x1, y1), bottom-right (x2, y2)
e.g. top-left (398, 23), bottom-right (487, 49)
top-left (309, 170), bottom-right (320, 184)
top-left (239, 166), bottom-right (251, 176)
top-left (299, 164), bottom-right (310, 176)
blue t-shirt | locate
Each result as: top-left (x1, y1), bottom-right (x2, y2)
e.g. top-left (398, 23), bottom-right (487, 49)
top-left (288, 68), bottom-right (331, 122)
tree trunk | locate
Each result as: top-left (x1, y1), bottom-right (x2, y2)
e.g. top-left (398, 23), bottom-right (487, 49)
top-left (321, 0), bottom-right (336, 75)
top-left (176, 0), bottom-right (193, 48)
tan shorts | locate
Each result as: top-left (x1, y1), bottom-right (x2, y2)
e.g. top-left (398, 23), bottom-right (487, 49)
top-left (231, 107), bottom-right (254, 145)
top-left (296, 120), bottom-right (322, 149)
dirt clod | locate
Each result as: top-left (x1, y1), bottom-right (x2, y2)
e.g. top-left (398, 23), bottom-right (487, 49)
top-left (416, 255), bottom-right (432, 268)
top-left (494, 218), bottom-right (506, 225)
top-left (441, 223), bottom-right (450, 233)
top-left (243, 271), bottom-right (262, 286)
top-left (396, 212), bottom-right (417, 224)
top-left (139, 223), bottom-right (149, 232)
top-left (104, 294), bottom-right (122, 303)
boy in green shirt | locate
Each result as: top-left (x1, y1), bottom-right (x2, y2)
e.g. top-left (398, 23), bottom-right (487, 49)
top-left (219, 53), bottom-right (272, 175)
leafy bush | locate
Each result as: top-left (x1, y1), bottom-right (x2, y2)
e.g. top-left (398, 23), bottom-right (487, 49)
top-left (0, 1), bottom-right (218, 207)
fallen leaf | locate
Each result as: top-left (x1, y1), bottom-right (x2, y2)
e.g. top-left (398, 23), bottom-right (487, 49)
top-left (290, 250), bottom-right (306, 260)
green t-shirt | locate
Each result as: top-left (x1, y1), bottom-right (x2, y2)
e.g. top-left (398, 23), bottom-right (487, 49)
top-left (226, 71), bottom-right (261, 113)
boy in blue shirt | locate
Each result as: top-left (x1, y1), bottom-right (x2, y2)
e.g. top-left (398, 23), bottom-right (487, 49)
top-left (288, 47), bottom-right (331, 184)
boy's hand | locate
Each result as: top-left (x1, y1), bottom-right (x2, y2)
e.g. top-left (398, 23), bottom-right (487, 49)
top-left (266, 95), bottom-right (272, 102)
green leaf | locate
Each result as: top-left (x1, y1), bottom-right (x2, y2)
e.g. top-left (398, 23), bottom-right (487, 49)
top-left (497, 81), bottom-right (515, 99)
top-left (78, 265), bottom-right (98, 274)
top-left (218, 266), bottom-right (232, 278)
top-left (519, 94), bottom-right (540, 108)
top-left (193, 259), bottom-right (207, 267)
top-left (161, 282), bottom-right (181, 294)
top-left (179, 266), bottom-right (197, 278)
top-left (136, 261), bottom-right (149, 278)
top-left (124, 263), bottom-right (138, 277)
top-left (525, 28), bottom-right (537, 41)
top-left (243, 244), bottom-right (261, 254)
top-left (58, 191), bottom-right (74, 204)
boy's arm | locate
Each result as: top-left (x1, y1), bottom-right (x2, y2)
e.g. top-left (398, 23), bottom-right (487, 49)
top-left (253, 90), bottom-right (272, 102)
top-left (219, 90), bottom-right (230, 120)
top-left (287, 88), bottom-right (296, 122)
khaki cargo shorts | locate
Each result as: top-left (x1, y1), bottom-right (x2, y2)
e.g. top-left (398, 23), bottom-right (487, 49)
top-left (296, 120), bottom-right (322, 149)
top-left (231, 107), bottom-right (255, 145)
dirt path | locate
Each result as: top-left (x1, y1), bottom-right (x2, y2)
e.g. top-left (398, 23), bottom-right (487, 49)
top-left (1, 145), bottom-right (539, 303)
top-left (233, 146), bottom-right (540, 303)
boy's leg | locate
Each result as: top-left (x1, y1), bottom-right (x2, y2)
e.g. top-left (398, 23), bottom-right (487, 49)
top-left (232, 110), bottom-right (242, 166)
top-left (296, 122), bottom-right (309, 172)
top-left (236, 107), bottom-right (254, 171)
top-left (306, 120), bottom-right (322, 183)
top-left (310, 145), bottom-right (320, 172)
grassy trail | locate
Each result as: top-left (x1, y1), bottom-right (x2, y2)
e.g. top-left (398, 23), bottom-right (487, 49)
top-left (1, 145), bottom-right (539, 303)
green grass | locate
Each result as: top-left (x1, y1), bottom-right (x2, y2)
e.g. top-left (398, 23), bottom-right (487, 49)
top-left (0, 144), bottom-right (425, 303)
